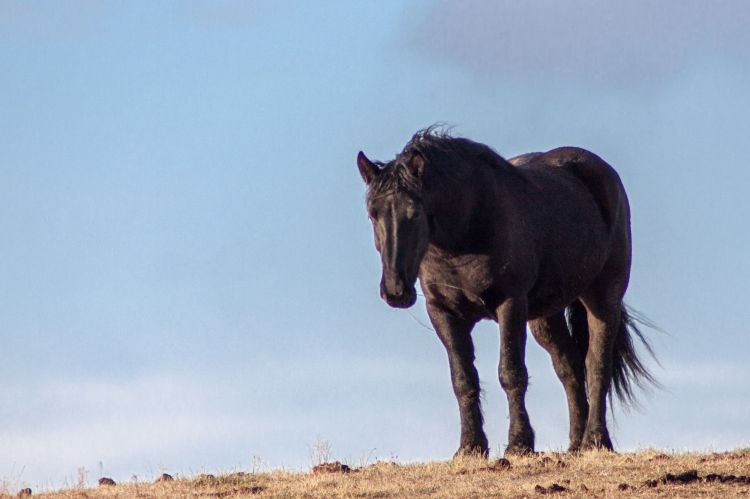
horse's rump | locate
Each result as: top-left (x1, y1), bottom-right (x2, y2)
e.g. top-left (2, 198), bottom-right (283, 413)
top-left (522, 147), bottom-right (627, 232)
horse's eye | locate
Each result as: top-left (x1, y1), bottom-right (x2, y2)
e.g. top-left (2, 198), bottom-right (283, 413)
top-left (368, 209), bottom-right (378, 220)
top-left (406, 206), bottom-right (421, 220)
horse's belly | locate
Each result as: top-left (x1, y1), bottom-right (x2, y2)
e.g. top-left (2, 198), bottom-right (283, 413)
top-left (527, 292), bottom-right (579, 319)
top-left (526, 254), bottom-right (606, 319)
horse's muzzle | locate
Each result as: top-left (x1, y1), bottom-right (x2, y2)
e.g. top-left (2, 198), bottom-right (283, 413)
top-left (380, 277), bottom-right (417, 308)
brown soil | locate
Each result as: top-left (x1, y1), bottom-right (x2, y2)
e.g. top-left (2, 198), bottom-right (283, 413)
top-left (7, 448), bottom-right (750, 498)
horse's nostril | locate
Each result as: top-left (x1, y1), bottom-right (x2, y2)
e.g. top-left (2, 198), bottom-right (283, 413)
top-left (382, 272), bottom-right (407, 298)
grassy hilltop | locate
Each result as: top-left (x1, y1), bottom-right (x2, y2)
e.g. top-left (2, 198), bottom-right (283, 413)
top-left (7, 449), bottom-right (750, 498)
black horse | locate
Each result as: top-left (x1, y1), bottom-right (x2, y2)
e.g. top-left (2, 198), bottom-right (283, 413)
top-left (357, 129), bottom-right (655, 456)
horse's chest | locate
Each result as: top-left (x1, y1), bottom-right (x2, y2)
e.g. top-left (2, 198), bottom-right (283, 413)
top-left (419, 255), bottom-right (497, 318)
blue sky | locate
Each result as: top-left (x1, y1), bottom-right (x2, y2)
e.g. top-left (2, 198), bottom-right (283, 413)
top-left (1, 0), bottom-right (749, 490)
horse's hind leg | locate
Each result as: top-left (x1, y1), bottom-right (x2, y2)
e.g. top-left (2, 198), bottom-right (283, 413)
top-left (529, 312), bottom-right (588, 451)
top-left (579, 292), bottom-right (621, 450)
top-left (426, 303), bottom-right (488, 457)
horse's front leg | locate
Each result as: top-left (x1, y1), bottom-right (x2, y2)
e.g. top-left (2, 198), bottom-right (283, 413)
top-left (497, 297), bottom-right (535, 455)
top-left (426, 303), bottom-right (487, 457)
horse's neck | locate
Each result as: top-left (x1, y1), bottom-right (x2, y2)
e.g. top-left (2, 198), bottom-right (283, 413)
top-left (426, 167), bottom-right (513, 253)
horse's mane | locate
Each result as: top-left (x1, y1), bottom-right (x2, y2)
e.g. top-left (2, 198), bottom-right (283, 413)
top-left (367, 126), bottom-right (511, 201)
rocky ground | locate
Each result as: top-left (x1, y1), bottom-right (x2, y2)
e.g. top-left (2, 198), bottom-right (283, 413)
top-left (5, 449), bottom-right (750, 498)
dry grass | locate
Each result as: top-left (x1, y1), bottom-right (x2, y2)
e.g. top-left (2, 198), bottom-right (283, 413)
top-left (8, 449), bottom-right (750, 498)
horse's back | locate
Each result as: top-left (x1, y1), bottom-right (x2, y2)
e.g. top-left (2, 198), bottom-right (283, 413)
top-left (507, 152), bottom-right (543, 167)
top-left (518, 147), bottom-right (629, 232)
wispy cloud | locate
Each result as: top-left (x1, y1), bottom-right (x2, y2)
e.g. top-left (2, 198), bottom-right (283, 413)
top-left (0, 375), bottom-right (244, 490)
top-left (406, 0), bottom-right (750, 90)
top-left (0, 356), bottom-right (445, 489)
top-left (658, 360), bottom-right (750, 389)
top-left (182, 0), bottom-right (278, 29)
top-left (0, 0), bottom-right (102, 35)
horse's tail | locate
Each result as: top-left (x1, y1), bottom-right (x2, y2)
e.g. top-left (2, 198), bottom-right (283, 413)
top-left (566, 299), bottom-right (589, 362)
top-left (567, 300), bottom-right (659, 408)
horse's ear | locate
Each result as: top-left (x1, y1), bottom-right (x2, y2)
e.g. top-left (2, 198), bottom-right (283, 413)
top-left (410, 152), bottom-right (426, 178)
top-left (357, 151), bottom-right (378, 184)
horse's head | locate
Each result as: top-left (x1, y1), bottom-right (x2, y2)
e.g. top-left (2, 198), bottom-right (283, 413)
top-left (357, 150), bottom-right (429, 309)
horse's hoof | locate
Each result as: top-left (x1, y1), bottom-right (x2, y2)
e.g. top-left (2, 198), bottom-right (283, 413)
top-left (505, 429), bottom-right (535, 456)
top-left (566, 440), bottom-right (583, 454)
top-left (580, 431), bottom-right (614, 451)
top-left (453, 445), bottom-right (489, 459)
top-left (504, 444), bottom-right (535, 456)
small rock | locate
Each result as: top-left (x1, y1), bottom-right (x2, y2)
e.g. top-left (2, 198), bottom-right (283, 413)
top-left (618, 483), bottom-right (631, 491)
top-left (464, 458), bottom-right (512, 474)
top-left (155, 473), bottom-right (174, 483)
top-left (643, 479), bottom-right (658, 488)
top-left (239, 486), bottom-right (264, 495)
top-left (538, 455), bottom-right (566, 468)
top-left (719, 473), bottom-right (750, 483)
top-left (580, 484), bottom-right (589, 492)
top-left (311, 461), bottom-right (351, 474)
top-left (489, 458), bottom-right (511, 471)
top-left (659, 470), bottom-right (699, 485)
top-left (675, 470), bottom-right (700, 484)
top-left (548, 484), bottom-right (566, 493)
top-left (195, 473), bottom-right (218, 486)
top-left (16, 488), bottom-right (32, 497)
top-left (98, 477), bottom-right (116, 486)
top-left (534, 483), bottom-right (566, 494)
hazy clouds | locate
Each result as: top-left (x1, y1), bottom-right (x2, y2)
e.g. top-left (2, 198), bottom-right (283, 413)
top-left (407, 1), bottom-right (750, 89)
top-left (0, 0), bottom-right (102, 35)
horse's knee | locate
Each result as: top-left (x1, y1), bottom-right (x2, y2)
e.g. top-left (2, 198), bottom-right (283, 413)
top-left (451, 371), bottom-right (479, 397)
top-left (499, 366), bottom-right (528, 392)
top-left (457, 387), bottom-right (481, 407)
